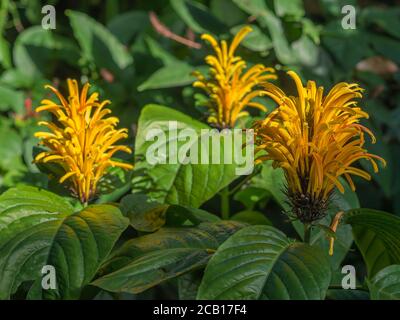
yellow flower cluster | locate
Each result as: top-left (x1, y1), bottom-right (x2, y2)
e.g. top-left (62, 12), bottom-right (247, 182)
top-left (253, 71), bottom-right (386, 223)
top-left (35, 79), bottom-right (133, 204)
top-left (193, 26), bottom-right (276, 129)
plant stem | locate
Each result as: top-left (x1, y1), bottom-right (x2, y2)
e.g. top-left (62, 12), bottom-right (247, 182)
top-left (221, 186), bottom-right (230, 220)
top-left (304, 223), bottom-right (311, 244)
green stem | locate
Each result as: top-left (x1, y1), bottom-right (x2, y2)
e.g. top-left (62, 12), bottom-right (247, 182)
top-left (304, 223), bottom-right (311, 244)
top-left (221, 186), bottom-right (230, 220)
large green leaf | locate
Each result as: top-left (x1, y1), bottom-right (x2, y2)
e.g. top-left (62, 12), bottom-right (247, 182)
top-left (107, 10), bottom-right (149, 44)
top-left (92, 221), bottom-right (244, 294)
top-left (13, 26), bottom-right (79, 77)
top-left (344, 209), bottom-right (400, 277)
top-left (230, 210), bottom-right (272, 226)
top-left (178, 270), bottom-right (203, 300)
top-left (322, 21), bottom-right (370, 70)
top-left (367, 265), bottom-right (400, 300)
top-left (274, 0), bottom-right (304, 18)
top-left (197, 225), bottom-right (332, 300)
top-left (361, 7), bottom-right (400, 40)
top-left (369, 34), bottom-right (400, 68)
top-left (120, 193), bottom-right (169, 232)
top-left (210, 0), bottom-right (246, 27)
top-left (0, 186), bottom-right (128, 299)
top-left (133, 104), bottom-right (240, 208)
top-left (67, 10), bottom-right (133, 71)
top-left (120, 193), bottom-right (220, 232)
top-left (0, 186), bottom-right (73, 299)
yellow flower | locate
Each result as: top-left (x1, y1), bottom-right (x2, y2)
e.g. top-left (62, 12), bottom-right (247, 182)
top-left (253, 71), bottom-right (386, 223)
top-left (193, 26), bottom-right (277, 129)
top-left (34, 79), bottom-right (133, 204)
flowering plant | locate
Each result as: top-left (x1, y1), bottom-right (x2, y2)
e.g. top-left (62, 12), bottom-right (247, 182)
top-left (0, 1), bottom-right (399, 302)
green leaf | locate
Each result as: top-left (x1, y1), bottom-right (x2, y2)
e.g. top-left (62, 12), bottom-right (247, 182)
top-left (251, 161), bottom-right (286, 209)
top-left (197, 225), bottom-right (332, 299)
top-left (361, 122), bottom-right (392, 198)
top-left (369, 34), bottom-right (400, 65)
top-left (138, 63), bottom-right (205, 91)
top-left (367, 265), bottom-right (400, 300)
top-left (67, 10), bottom-right (133, 71)
top-left (107, 10), bottom-right (149, 44)
top-left (233, 0), bottom-right (296, 64)
top-left (322, 22), bottom-right (370, 69)
top-left (178, 270), bottom-right (202, 300)
top-left (121, 193), bottom-right (220, 231)
top-left (319, 0), bottom-right (357, 17)
top-left (210, 0), bottom-right (246, 27)
top-left (97, 166), bottom-right (132, 196)
top-left (233, 186), bottom-right (270, 210)
top-left (292, 35), bottom-right (319, 67)
top-left (361, 7), bottom-right (400, 40)
top-left (33, 205), bottom-right (129, 299)
top-left (344, 209), bottom-right (400, 277)
top-left (133, 104), bottom-right (240, 208)
top-left (0, 125), bottom-right (23, 171)
top-left (144, 36), bottom-right (180, 65)
top-left (0, 186), bottom-right (73, 299)
top-left (0, 36), bottom-right (11, 69)
top-left (13, 26), bottom-right (79, 77)
top-left (231, 210), bottom-right (271, 226)
top-left (274, 0), bottom-right (304, 18)
top-left (165, 205), bottom-right (221, 226)
top-left (315, 224), bottom-right (336, 239)
top-left (92, 221), bottom-right (244, 294)
top-left (170, 0), bottom-right (227, 34)
top-left (0, 69), bottom-right (34, 89)
top-left (120, 194), bottom-right (169, 232)
top-left (0, 186), bottom-right (128, 299)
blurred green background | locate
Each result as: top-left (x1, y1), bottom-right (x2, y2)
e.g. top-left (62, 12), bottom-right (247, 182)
top-left (0, 1), bottom-right (399, 220)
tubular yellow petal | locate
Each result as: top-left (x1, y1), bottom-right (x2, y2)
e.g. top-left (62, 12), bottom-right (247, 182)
top-left (229, 26), bottom-right (252, 57)
top-left (329, 211), bottom-right (344, 256)
top-left (59, 171), bottom-right (77, 183)
top-left (43, 155), bottom-right (64, 163)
